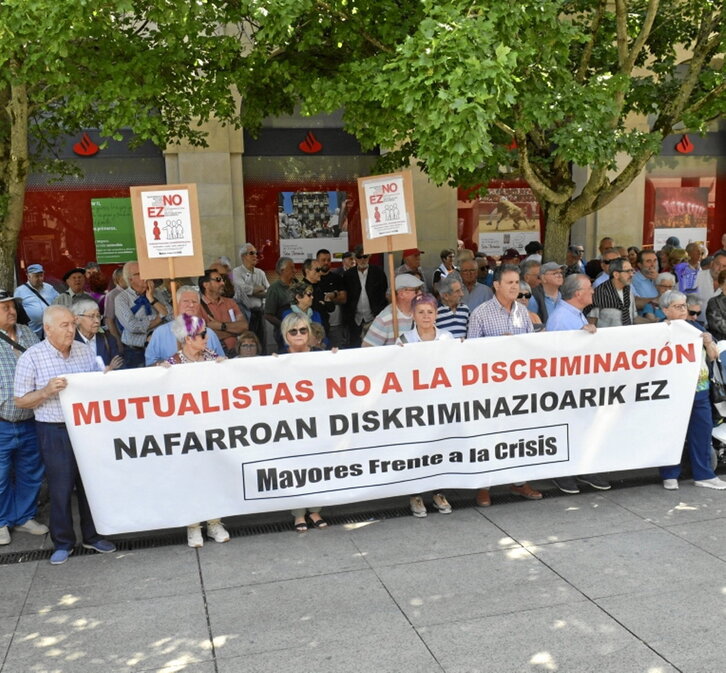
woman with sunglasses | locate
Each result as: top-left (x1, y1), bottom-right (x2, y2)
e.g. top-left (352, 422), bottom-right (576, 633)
top-left (163, 314), bottom-right (230, 546)
top-left (516, 281), bottom-right (544, 332)
top-left (280, 281), bottom-right (326, 350)
top-left (280, 313), bottom-right (328, 531)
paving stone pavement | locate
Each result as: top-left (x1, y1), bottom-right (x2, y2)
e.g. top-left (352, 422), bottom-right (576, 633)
top-left (1, 472), bottom-right (725, 673)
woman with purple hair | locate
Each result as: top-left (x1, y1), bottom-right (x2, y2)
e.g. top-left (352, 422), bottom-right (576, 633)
top-left (165, 314), bottom-right (230, 546)
top-left (396, 293), bottom-right (455, 517)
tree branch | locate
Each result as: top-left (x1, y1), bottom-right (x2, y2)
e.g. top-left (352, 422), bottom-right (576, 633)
top-left (514, 130), bottom-right (570, 205)
top-left (314, 0), bottom-right (394, 54)
top-left (614, 0), bottom-right (629, 69)
top-left (575, 1), bottom-right (605, 83)
top-left (682, 81), bottom-right (726, 120)
top-left (621, 0), bottom-right (659, 75)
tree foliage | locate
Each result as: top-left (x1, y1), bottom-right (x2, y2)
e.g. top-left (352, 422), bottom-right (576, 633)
top-left (232, 0), bottom-right (725, 260)
top-left (0, 0), bottom-right (243, 289)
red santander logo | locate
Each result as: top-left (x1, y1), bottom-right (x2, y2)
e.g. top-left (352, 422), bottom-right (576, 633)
top-left (73, 133), bottom-right (100, 157)
top-left (675, 134), bottom-right (694, 154)
top-left (298, 131), bottom-right (323, 154)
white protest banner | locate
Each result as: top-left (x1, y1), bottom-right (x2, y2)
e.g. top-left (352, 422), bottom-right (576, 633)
top-left (60, 322), bottom-right (701, 534)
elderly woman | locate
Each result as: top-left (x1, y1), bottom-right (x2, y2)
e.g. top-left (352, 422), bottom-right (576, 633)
top-left (281, 280), bottom-right (326, 350)
top-left (686, 294), bottom-right (706, 332)
top-left (659, 290), bottom-right (726, 490)
top-left (433, 248), bottom-right (456, 296)
top-left (641, 272), bottom-right (676, 323)
top-left (281, 312), bottom-right (328, 531)
top-left (396, 293), bottom-right (454, 517)
top-left (72, 299), bottom-right (123, 369)
top-left (236, 330), bottom-right (262, 357)
top-left (164, 314), bottom-right (230, 545)
top-left (706, 270), bottom-right (726, 342)
top-left (517, 281), bottom-right (544, 332)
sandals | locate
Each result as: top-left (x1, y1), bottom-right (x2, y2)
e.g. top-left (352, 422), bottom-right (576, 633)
top-left (294, 520), bottom-right (308, 533)
top-left (307, 514), bottom-right (328, 529)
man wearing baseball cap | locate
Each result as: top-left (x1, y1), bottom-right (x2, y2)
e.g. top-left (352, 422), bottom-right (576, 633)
top-left (363, 274), bottom-right (423, 347)
top-left (0, 289), bottom-right (46, 546)
top-left (13, 264), bottom-right (59, 337)
top-left (396, 248), bottom-right (426, 287)
top-left (529, 262), bottom-right (565, 323)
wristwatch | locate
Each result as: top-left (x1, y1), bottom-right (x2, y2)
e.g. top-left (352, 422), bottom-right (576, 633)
top-left (221, 322), bottom-right (227, 331)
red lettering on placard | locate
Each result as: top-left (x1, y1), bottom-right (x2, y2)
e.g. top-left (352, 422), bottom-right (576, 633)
top-left (381, 182), bottom-right (398, 193)
top-left (162, 194), bottom-right (183, 206)
top-left (147, 206), bottom-right (164, 217)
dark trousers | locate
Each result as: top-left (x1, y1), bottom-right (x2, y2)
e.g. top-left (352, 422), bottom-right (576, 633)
top-left (123, 346), bottom-right (146, 369)
top-left (35, 422), bottom-right (100, 550)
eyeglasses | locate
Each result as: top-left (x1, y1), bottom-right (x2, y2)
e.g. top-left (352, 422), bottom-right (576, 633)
top-left (669, 304), bottom-right (687, 311)
top-left (688, 310), bottom-right (700, 316)
top-left (545, 271), bottom-right (564, 277)
top-left (287, 327), bottom-right (309, 336)
top-left (617, 269), bottom-right (635, 274)
top-left (517, 292), bottom-right (532, 299)
top-left (210, 276), bottom-right (223, 282)
top-left (192, 330), bottom-right (208, 339)
top-left (356, 254), bottom-right (369, 260)
top-left (302, 291), bottom-right (314, 297)
top-left (238, 342), bottom-right (257, 349)
top-left (78, 313), bottom-right (102, 320)
top-left (312, 267), bottom-right (323, 273)
top-left (602, 259), bottom-right (614, 265)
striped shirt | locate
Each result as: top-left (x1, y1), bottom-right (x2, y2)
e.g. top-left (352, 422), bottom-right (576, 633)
top-left (436, 303), bottom-right (470, 339)
top-left (467, 296), bottom-right (533, 338)
top-left (0, 325), bottom-right (39, 422)
top-left (14, 339), bottom-right (100, 422)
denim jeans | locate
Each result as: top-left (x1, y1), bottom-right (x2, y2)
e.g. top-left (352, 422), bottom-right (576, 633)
top-left (0, 419), bottom-right (44, 528)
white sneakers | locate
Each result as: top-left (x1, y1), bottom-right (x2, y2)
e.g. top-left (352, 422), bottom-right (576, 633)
top-left (15, 519), bottom-right (49, 535)
top-left (187, 521), bottom-right (230, 547)
top-left (694, 477), bottom-right (726, 490)
top-left (187, 525), bottom-right (204, 548)
top-left (663, 479), bottom-right (679, 490)
top-left (206, 520), bottom-right (230, 543)
top-left (0, 520), bottom-right (49, 545)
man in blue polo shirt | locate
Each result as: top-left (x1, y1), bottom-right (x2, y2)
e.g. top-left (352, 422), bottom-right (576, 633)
top-left (547, 274), bottom-right (610, 494)
top-left (14, 264), bottom-right (59, 337)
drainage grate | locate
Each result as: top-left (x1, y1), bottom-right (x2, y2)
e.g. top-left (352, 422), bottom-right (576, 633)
top-left (0, 472), bottom-right (666, 566)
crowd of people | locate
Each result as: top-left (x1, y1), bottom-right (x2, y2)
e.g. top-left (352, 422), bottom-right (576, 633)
top-left (2, 234), bottom-right (725, 564)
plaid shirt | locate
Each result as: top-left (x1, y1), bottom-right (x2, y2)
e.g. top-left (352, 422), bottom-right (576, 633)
top-left (467, 296), bottom-right (533, 338)
top-left (14, 339), bottom-right (100, 422)
top-left (0, 324), bottom-right (39, 422)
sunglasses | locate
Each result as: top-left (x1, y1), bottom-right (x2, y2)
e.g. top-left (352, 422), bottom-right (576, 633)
top-left (288, 327), bottom-right (309, 336)
top-left (356, 254), bottom-right (369, 260)
top-left (517, 292), bottom-right (532, 299)
top-left (210, 276), bottom-right (223, 282)
top-left (247, 251), bottom-right (258, 256)
top-left (312, 267), bottom-right (323, 273)
top-left (688, 310), bottom-right (700, 316)
top-left (191, 330), bottom-right (208, 339)
top-left (302, 291), bottom-right (314, 297)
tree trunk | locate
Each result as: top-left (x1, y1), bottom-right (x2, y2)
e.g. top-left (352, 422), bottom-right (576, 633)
top-left (541, 202), bottom-right (574, 266)
top-left (0, 79), bottom-right (29, 292)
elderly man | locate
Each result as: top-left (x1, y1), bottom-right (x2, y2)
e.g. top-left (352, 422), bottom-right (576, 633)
top-left (53, 267), bottom-right (94, 308)
top-left (395, 248), bottom-right (426, 287)
top-left (209, 258), bottom-right (236, 300)
top-left (695, 250), bottom-right (726, 325)
top-left (14, 264), bottom-right (59, 337)
top-left (343, 246), bottom-right (388, 348)
top-left (335, 251), bottom-right (356, 275)
top-left (520, 259), bottom-right (542, 291)
top-left (565, 246), bottom-right (584, 276)
top-left (545, 275), bottom-right (610, 493)
top-left (459, 258), bottom-right (493, 310)
top-left (102, 267), bottom-right (127, 350)
top-left (466, 265), bottom-right (541, 505)
top-left (598, 236), bottom-right (614, 258)
top-left (592, 248), bottom-right (621, 288)
top-left (468, 264), bottom-right (534, 339)
top-left (14, 306), bottom-right (115, 564)
top-left (363, 274), bottom-right (422, 347)
top-left (588, 257), bottom-right (637, 327)
top-left (0, 291), bottom-right (46, 546)
top-left (233, 243), bottom-right (269, 346)
top-left (145, 286), bottom-right (225, 365)
top-left (631, 249), bottom-right (659, 309)
top-left (316, 249), bottom-right (347, 348)
top-left (265, 256), bottom-right (297, 348)
top-left (199, 269), bottom-right (248, 355)
top-left (115, 261), bottom-right (171, 368)
top-left (436, 273), bottom-right (469, 339)
top-left (529, 262), bottom-right (564, 323)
